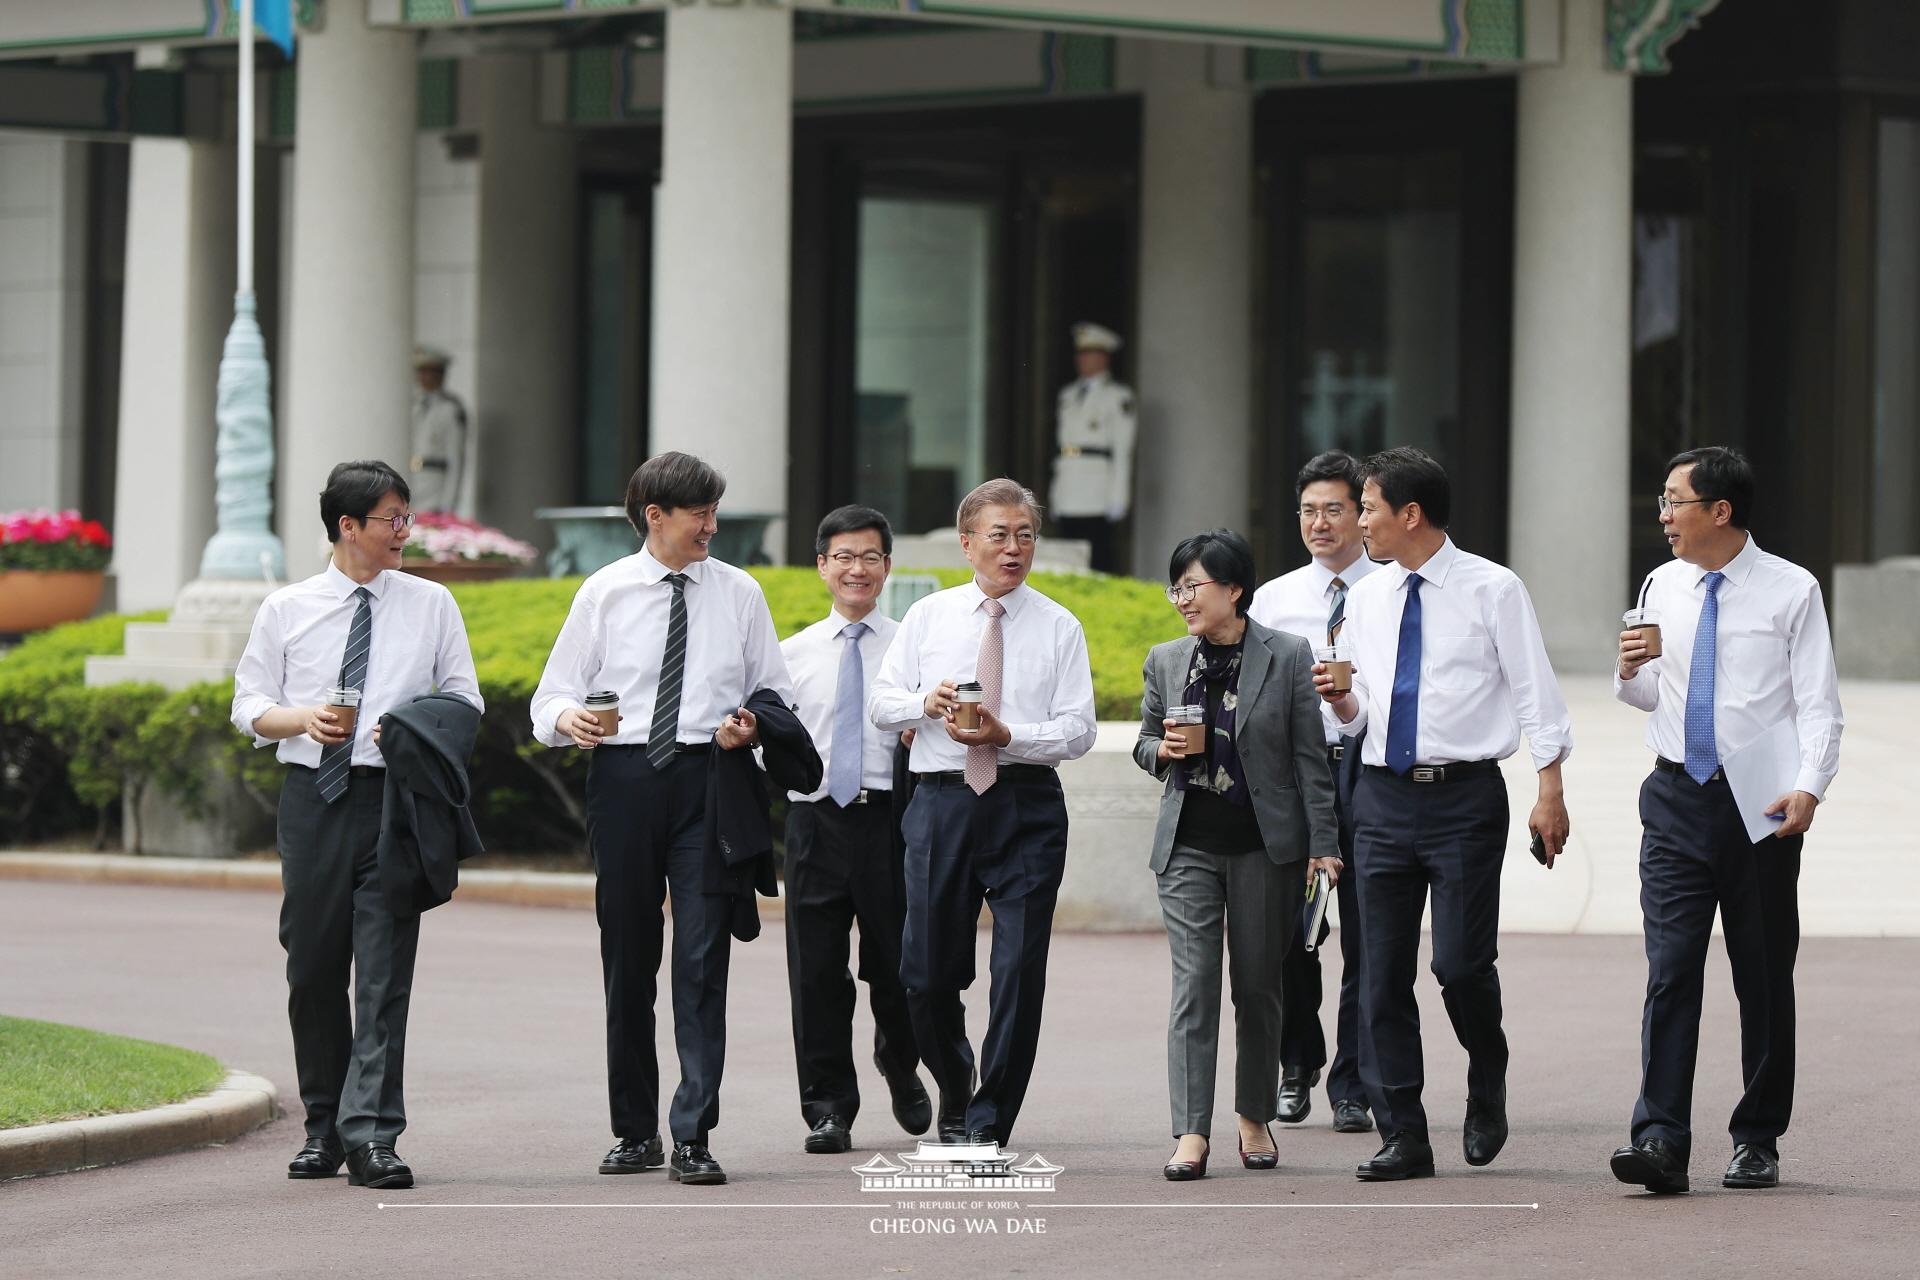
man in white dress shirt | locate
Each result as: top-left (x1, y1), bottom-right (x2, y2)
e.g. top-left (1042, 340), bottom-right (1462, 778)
top-left (1609, 447), bottom-right (1842, 1195)
top-left (231, 459), bottom-right (484, 1191)
top-left (530, 451), bottom-right (793, 1187)
top-left (868, 478), bottom-right (1098, 1148)
top-left (1248, 450), bottom-right (1379, 1135)
top-left (780, 505), bottom-right (930, 1155)
top-left (1314, 446), bottom-right (1572, 1182)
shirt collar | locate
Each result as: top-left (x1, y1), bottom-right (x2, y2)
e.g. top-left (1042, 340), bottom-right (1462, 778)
top-left (325, 560), bottom-right (387, 601)
top-left (827, 605), bottom-right (880, 632)
top-left (962, 578), bottom-right (1029, 621)
top-left (637, 544), bottom-right (707, 586)
top-left (1696, 533), bottom-right (1760, 588)
top-left (1389, 536), bottom-right (1458, 591)
top-left (1310, 548), bottom-right (1374, 593)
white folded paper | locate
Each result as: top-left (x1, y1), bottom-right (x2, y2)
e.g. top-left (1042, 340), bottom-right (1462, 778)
top-left (1722, 718), bottom-right (1801, 845)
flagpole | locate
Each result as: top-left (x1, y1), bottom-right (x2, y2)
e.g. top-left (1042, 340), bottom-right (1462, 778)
top-left (238, 0), bottom-right (254, 296)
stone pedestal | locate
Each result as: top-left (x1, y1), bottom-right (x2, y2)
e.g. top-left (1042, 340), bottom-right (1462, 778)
top-left (1053, 724), bottom-right (1166, 932)
top-left (1833, 558), bottom-right (1920, 678)
top-left (84, 579), bottom-right (269, 690)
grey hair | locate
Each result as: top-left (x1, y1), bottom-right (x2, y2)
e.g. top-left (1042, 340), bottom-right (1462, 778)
top-left (956, 478), bottom-right (1043, 534)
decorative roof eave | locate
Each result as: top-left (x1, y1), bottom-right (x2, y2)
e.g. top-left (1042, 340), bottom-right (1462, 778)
top-left (1605, 0), bottom-right (1723, 74)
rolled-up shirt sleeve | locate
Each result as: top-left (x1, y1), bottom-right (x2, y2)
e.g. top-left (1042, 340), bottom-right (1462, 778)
top-left (868, 605), bottom-right (928, 733)
top-left (740, 590), bottom-right (795, 708)
top-left (1003, 621), bottom-right (1097, 764)
top-left (1492, 577), bottom-right (1573, 769)
top-left (530, 587), bottom-right (599, 748)
top-left (1788, 581), bottom-right (1844, 800)
top-left (433, 590), bottom-right (485, 715)
top-left (230, 598), bottom-right (285, 747)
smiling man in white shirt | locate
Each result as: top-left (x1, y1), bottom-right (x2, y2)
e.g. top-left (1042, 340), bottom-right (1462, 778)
top-left (779, 504), bottom-right (930, 1156)
top-left (1314, 446), bottom-right (1572, 1182)
top-left (1248, 449), bottom-right (1380, 1136)
top-left (530, 451), bottom-right (793, 1187)
top-left (231, 459), bottom-right (483, 1192)
top-left (868, 478), bottom-right (1097, 1150)
top-left (1608, 447), bottom-right (1842, 1196)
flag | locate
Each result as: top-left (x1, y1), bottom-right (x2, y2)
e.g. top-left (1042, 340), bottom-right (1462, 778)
top-left (254, 0), bottom-right (295, 57)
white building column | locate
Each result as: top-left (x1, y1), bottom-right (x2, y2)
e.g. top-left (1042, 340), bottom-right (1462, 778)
top-left (0, 134), bottom-right (88, 514)
top-left (279, 4), bottom-right (416, 572)
top-left (471, 53), bottom-right (579, 541)
top-left (110, 138), bottom-right (235, 612)
top-left (1132, 42), bottom-right (1253, 572)
top-left (650, 0), bottom-right (792, 551)
top-left (1508, 0), bottom-right (1632, 671)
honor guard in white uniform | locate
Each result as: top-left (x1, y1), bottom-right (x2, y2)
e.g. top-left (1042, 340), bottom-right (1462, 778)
top-left (1049, 322), bottom-right (1136, 572)
top-left (409, 346), bottom-right (468, 514)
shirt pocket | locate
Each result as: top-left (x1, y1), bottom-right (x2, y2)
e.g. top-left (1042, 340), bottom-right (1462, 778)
top-left (1424, 634), bottom-right (1493, 692)
top-left (1720, 634), bottom-right (1787, 697)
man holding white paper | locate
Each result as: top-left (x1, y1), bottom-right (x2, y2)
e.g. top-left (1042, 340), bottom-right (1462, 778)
top-left (1609, 446), bottom-right (1843, 1196)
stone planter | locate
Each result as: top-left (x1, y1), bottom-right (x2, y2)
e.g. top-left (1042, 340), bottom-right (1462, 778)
top-left (0, 569), bottom-right (106, 631)
top-left (399, 560), bottom-right (518, 584)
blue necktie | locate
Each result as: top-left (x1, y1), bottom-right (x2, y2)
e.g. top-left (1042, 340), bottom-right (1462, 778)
top-left (827, 621), bottom-right (869, 806)
top-left (1684, 571), bottom-right (1726, 785)
top-left (1385, 573), bottom-right (1422, 776)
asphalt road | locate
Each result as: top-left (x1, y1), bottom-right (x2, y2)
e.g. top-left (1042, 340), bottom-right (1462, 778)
top-left (2, 880), bottom-right (1915, 1278)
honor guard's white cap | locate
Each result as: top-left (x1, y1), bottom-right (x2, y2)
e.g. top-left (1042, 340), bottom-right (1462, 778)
top-left (411, 345), bottom-right (452, 370)
top-left (1071, 322), bottom-right (1123, 353)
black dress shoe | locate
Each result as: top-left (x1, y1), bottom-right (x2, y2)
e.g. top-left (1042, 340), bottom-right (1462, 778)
top-left (599, 1134), bottom-right (666, 1174)
top-left (1355, 1136), bottom-right (1435, 1182)
top-left (1462, 1095), bottom-right (1508, 1167)
top-left (669, 1141), bottom-right (727, 1185)
top-left (963, 1129), bottom-right (999, 1151)
top-left (345, 1141), bottom-right (414, 1190)
top-left (877, 1055), bottom-right (934, 1136)
top-left (1722, 1143), bottom-right (1779, 1189)
top-left (1610, 1138), bottom-right (1690, 1194)
top-left (1163, 1140), bottom-right (1209, 1182)
top-left (287, 1136), bottom-right (346, 1179)
top-left (805, 1115), bottom-right (853, 1154)
top-left (1277, 1066), bottom-right (1320, 1124)
top-left (936, 1094), bottom-right (969, 1144)
top-left (1331, 1100), bottom-right (1375, 1134)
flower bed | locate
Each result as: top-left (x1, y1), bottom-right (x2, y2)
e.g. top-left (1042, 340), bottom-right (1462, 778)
top-left (402, 513), bottom-right (538, 565)
top-left (0, 510), bottom-right (112, 573)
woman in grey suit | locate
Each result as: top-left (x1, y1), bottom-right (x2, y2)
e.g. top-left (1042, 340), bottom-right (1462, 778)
top-left (1135, 530), bottom-right (1341, 1180)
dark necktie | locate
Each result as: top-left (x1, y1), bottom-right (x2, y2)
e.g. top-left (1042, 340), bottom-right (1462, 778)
top-left (1328, 575), bottom-right (1348, 646)
top-left (1385, 573), bottom-right (1422, 776)
top-left (316, 587), bottom-right (372, 803)
top-left (1684, 571), bottom-right (1726, 784)
top-left (647, 573), bottom-right (689, 770)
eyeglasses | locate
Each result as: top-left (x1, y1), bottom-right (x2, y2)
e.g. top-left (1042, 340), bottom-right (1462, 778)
top-left (969, 529), bottom-right (1038, 549)
top-left (1165, 580), bottom-right (1219, 605)
top-left (361, 511), bottom-right (416, 534)
top-left (828, 551), bottom-right (886, 568)
top-left (1297, 504), bottom-right (1351, 522)
top-left (1655, 495), bottom-right (1712, 514)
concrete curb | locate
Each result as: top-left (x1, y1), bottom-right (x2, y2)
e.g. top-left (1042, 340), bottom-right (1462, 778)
top-left (0, 1070), bottom-right (279, 1182)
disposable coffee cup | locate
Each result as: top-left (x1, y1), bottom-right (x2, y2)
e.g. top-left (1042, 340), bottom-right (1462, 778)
top-left (1314, 645), bottom-right (1353, 693)
top-left (954, 682), bottom-right (984, 730)
top-left (326, 685), bottom-right (361, 737)
top-left (584, 690), bottom-right (620, 737)
top-left (1168, 704), bottom-right (1206, 756)
top-left (1623, 609), bottom-right (1662, 658)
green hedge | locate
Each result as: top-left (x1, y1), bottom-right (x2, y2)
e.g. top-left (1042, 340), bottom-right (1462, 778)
top-left (0, 569), bottom-right (1181, 851)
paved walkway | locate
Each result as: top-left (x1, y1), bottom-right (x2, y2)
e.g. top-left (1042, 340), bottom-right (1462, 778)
top-left (3, 880), bottom-right (1915, 1278)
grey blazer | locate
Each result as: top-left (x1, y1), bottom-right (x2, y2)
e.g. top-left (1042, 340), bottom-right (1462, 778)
top-left (1132, 618), bottom-right (1340, 876)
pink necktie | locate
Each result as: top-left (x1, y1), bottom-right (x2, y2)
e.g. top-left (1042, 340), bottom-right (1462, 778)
top-left (965, 598), bottom-right (1006, 795)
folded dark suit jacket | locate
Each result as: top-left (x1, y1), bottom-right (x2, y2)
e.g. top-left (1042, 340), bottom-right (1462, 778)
top-left (376, 692), bottom-right (484, 915)
top-left (702, 686), bottom-right (822, 941)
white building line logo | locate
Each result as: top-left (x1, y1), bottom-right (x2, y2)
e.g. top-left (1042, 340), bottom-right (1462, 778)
top-left (853, 1141), bottom-right (1064, 1193)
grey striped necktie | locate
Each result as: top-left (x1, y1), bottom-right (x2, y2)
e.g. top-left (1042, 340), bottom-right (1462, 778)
top-left (647, 573), bottom-right (690, 770)
top-left (1328, 575), bottom-right (1348, 645)
top-left (316, 587), bottom-right (373, 804)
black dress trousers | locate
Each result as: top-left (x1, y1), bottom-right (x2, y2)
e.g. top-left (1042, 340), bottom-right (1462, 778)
top-left (1278, 742), bottom-right (1369, 1105)
top-left (1630, 766), bottom-right (1802, 1159)
top-left (898, 768), bottom-right (1069, 1145)
top-left (1353, 767), bottom-right (1510, 1144)
top-left (586, 744), bottom-right (734, 1146)
top-left (277, 765), bottom-right (421, 1151)
top-left (784, 796), bottom-right (921, 1128)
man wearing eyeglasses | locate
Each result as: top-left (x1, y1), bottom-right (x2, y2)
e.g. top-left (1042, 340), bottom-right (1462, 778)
top-left (1248, 449), bottom-right (1380, 1137)
top-left (868, 478), bottom-right (1098, 1150)
top-left (777, 505), bottom-right (931, 1155)
top-left (231, 459), bottom-right (483, 1191)
top-left (1609, 447), bottom-right (1842, 1195)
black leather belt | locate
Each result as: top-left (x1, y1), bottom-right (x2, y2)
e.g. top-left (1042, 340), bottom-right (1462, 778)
top-left (923, 764), bottom-right (1056, 786)
top-left (1326, 744), bottom-right (1345, 762)
top-left (603, 741), bottom-right (712, 756)
top-left (805, 790), bottom-right (891, 808)
top-left (1058, 445), bottom-right (1113, 459)
top-left (1365, 759), bottom-right (1499, 783)
top-left (1654, 755), bottom-right (1724, 783)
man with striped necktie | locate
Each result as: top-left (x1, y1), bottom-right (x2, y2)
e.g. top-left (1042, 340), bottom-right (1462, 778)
top-left (232, 460), bottom-right (483, 1191)
top-left (532, 452), bottom-right (792, 1187)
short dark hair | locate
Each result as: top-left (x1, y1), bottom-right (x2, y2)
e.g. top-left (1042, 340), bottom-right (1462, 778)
top-left (1667, 446), bottom-right (1754, 529)
top-left (624, 451), bottom-right (726, 533)
top-left (320, 460), bottom-right (410, 543)
top-left (1167, 529), bottom-right (1256, 617)
top-left (1362, 446), bottom-right (1451, 531)
top-left (1296, 450), bottom-right (1363, 505)
top-left (814, 504), bottom-right (893, 557)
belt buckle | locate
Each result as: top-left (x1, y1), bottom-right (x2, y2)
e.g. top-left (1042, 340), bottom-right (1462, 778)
top-left (1328, 745), bottom-right (1344, 760)
top-left (1060, 444), bottom-right (1081, 458)
top-left (850, 790), bottom-right (869, 806)
top-left (1411, 766), bottom-right (1438, 783)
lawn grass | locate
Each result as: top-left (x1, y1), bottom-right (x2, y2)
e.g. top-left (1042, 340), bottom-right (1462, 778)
top-left (0, 1015), bottom-right (225, 1129)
